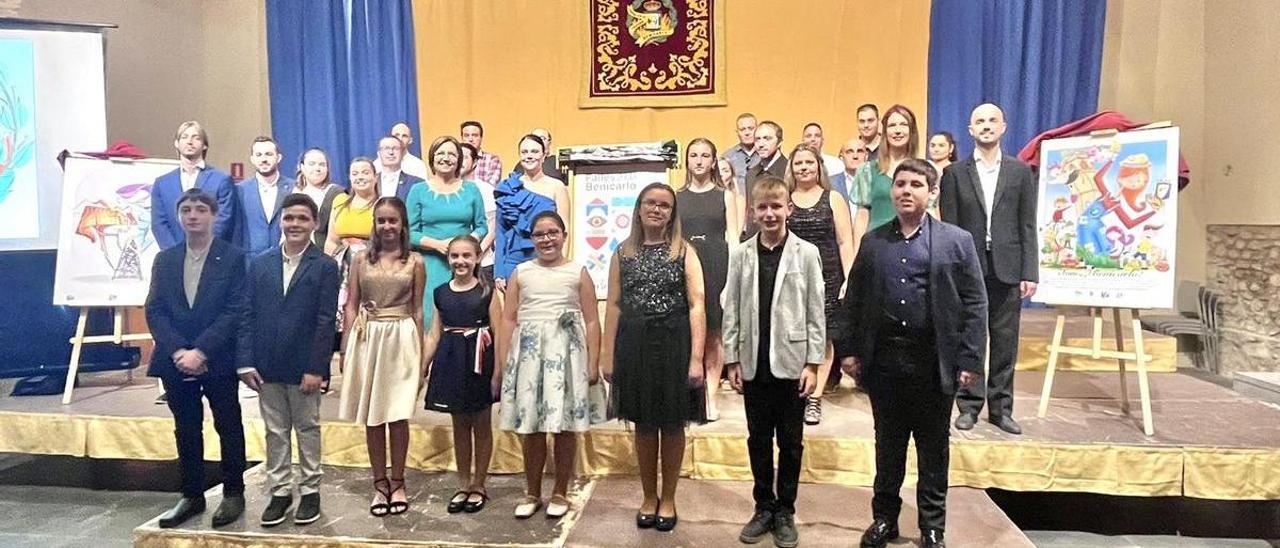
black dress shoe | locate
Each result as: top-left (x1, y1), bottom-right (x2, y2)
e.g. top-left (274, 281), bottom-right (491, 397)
top-left (772, 511), bottom-right (799, 547)
top-left (922, 528), bottom-right (946, 547)
top-left (211, 495), bottom-right (244, 527)
top-left (859, 518), bottom-right (899, 548)
top-left (989, 415), bottom-right (1023, 435)
top-left (954, 412), bottom-right (978, 430)
top-left (738, 509), bottom-right (774, 544)
top-left (158, 496), bottom-right (205, 529)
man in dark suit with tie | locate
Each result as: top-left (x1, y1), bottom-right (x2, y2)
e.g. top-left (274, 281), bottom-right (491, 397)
top-left (376, 135), bottom-right (425, 201)
top-left (235, 136), bottom-right (293, 262)
top-left (151, 121), bottom-right (237, 250)
top-left (144, 188), bottom-right (248, 528)
top-left (838, 159), bottom-right (988, 548)
top-left (740, 120), bottom-right (788, 240)
top-left (238, 193), bottom-right (340, 527)
top-left (938, 103), bottom-right (1038, 435)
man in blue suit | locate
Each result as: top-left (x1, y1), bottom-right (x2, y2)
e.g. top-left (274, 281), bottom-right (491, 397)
top-left (836, 159), bottom-right (988, 548)
top-left (144, 188), bottom-right (248, 529)
top-left (237, 193), bottom-right (340, 527)
top-left (376, 135), bottom-right (424, 201)
top-left (151, 121), bottom-right (237, 250)
top-left (234, 136), bottom-right (293, 261)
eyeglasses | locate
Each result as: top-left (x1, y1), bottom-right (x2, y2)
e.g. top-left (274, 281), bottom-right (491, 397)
top-left (641, 199), bottom-right (673, 212)
top-left (531, 230), bottom-right (563, 241)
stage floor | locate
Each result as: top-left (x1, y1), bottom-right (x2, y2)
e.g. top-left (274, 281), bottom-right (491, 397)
top-left (2, 364), bottom-right (1277, 501)
top-left (134, 464), bottom-right (1032, 548)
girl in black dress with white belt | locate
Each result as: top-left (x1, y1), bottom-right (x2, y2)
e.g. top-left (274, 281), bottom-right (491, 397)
top-left (677, 138), bottom-right (740, 421)
top-left (786, 144), bottom-right (855, 425)
top-left (601, 183), bottom-right (707, 531)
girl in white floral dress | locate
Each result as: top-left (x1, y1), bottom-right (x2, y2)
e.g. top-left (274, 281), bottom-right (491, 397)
top-left (496, 210), bottom-right (606, 520)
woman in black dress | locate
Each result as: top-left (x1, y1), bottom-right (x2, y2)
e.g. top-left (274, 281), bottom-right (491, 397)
top-left (601, 182), bottom-right (707, 532)
top-left (786, 144), bottom-right (855, 426)
top-left (423, 235), bottom-right (503, 514)
top-left (677, 138), bottom-right (738, 422)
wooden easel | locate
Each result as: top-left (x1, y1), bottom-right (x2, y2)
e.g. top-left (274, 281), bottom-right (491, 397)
top-left (62, 306), bottom-right (152, 404)
top-left (1037, 307), bottom-right (1154, 435)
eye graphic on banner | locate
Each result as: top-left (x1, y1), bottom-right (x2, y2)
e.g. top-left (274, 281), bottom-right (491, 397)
top-left (583, 0), bottom-right (726, 108)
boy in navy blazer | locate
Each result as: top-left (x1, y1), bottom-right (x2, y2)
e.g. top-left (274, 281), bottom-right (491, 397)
top-left (237, 193), bottom-right (340, 527)
top-left (838, 159), bottom-right (988, 548)
top-left (150, 121), bottom-right (237, 250)
top-left (722, 176), bottom-right (826, 548)
top-left (144, 188), bottom-right (248, 529)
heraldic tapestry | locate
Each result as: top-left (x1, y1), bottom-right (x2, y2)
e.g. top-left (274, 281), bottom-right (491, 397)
top-left (583, 0), bottom-right (727, 108)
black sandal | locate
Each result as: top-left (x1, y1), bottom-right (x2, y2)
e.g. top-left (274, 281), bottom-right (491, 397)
top-left (463, 490), bottom-right (488, 513)
top-left (387, 477), bottom-right (409, 515)
top-left (370, 478), bottom-right (391, 517)
top-left (447, 490), bottom-right (470, 514)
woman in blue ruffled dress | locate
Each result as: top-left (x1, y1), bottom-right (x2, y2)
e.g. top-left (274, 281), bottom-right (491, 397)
top-left (493, 134), bottom-right (569, 290)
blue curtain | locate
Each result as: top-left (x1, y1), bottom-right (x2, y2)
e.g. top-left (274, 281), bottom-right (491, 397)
top-left (266, 0), bottom-right (420, 186)
top-left (927, 0), bottom-right (1107, 160)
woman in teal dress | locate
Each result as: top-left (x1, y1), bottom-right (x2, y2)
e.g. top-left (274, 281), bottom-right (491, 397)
top-left (851, 104), bottom-right (923, 231)
top-left (407, 136), bottom-right (489, 329)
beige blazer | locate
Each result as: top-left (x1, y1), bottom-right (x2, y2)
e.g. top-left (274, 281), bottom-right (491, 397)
top-left (722, 231), bottom-right (827, 381)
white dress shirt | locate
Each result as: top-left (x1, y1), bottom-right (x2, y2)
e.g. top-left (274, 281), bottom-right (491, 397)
top-left (397, 153), bottom-right (429, 180)
top-left (257, 173), bottom-right (280, 221)
top-left (974, 148), bottom-right (1003, 243)
top-left (379, 169), bottom-right (402, 198)
top-left (179, 160), bottom-right (207, 192)
top-left (282, 243), bottom-right (309, 294)
top-left (821, 153), bottom-right (843, 178)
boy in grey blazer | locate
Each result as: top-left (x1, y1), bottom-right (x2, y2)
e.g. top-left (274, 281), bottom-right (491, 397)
top-left (723, 176), bottom-right (826, 548)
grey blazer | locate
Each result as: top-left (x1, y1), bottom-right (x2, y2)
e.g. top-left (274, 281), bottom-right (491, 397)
top-left (722, 231), bottom-right (827, 381)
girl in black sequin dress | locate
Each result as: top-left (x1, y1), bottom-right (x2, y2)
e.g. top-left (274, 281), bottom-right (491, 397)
top-left (786, 144), bottom-right (856, 426)
top-left (602, 183), bottom-right (707, 531)
top-left (677, 138), bottom-right (740, 422)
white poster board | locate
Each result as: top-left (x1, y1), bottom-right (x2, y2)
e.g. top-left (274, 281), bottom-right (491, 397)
top-left (1032, 126), bottom-right (1179, 309)
top-left (53, 155), bottom-right (179, 306)
top-left (570, 164), bottom-right (668, 297)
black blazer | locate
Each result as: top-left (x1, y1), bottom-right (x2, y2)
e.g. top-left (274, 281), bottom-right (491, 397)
top-left (392, 172), bottom-right (425, 202)
top-left (746, 152), bottom-right (788, 190)
top-left (835, 217), bottom-right (989, 395)
top-left (237, 245), bottom-right (340, 384)
top-left (938, 153), bottom-right (1038, 285)
top-left (144, 239), bottom-right (246, 381)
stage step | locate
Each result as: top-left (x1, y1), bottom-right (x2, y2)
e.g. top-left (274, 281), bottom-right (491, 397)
top-left (1234, 371), bottom-right (1280, 406)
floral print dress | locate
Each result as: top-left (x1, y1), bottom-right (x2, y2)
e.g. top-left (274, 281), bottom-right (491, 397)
top-left (498, 260), bottom-right (607, 434)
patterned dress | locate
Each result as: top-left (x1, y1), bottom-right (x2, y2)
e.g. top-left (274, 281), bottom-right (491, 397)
top-left (498, 261), bottom-right (607, 434)
top-left (788, 189), bottom-right (844, 338)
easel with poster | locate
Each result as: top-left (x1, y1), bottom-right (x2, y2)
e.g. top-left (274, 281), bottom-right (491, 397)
top-left (1031, 124), bottom-right (1180, 436)
top-left (560, 141), bottom-right (679, 298)
top-left (52, 155), bottom-right (179, 403)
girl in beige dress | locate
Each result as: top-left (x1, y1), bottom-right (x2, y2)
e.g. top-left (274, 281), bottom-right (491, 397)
top-left (339, 197), bottom-right (426, 517)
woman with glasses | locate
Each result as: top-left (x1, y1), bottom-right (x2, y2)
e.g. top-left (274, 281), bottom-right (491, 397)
top-left (494, 134), bottom-right (569, 289)
top-left (407, 136), bottom-right (489, 330)
top-left (602, 182), bottom-right (707, 532)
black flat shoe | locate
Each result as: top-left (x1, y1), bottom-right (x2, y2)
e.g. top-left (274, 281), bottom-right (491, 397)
top-left (655, 513), bottom-right (678, 532)
top-left (636, 498), bottom-right (659, 528)
top-left (463, 490), bottom-right (488, 513)
top-left (447, 490), bottom-right (469, 514)
top-left (157, 496), bottom-right (205, 529)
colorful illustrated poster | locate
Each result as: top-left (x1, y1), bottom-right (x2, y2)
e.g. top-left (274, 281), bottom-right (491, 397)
top-left (0, 38), bottom-right (38, 239)
top-left (571, 166), bottom-right (667, 297)
top-left (1032, 127), bottom-right (1179, 309)
top-left (53, 156), bottom-right (180, 306)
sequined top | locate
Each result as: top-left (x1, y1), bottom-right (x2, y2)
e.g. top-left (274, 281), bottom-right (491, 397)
top-left (618, 243), bottom-right (687, 317)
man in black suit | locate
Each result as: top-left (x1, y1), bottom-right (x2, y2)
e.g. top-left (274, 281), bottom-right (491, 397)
top-left (238, 193), bottom-right (340, 527)
top-left (938, 103), bottom-right (1038, 435)
top-left (741, 120), bottom-right (788, 240)
top-left (144, 188), bottom-right (248, 528)
top-left (838, 159), bottom-right (988, 548)
top-left (376, 135), bottom-right (425, 201)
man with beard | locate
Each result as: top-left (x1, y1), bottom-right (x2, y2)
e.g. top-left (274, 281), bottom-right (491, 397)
top-left (856, 104), bottom-right (882, 160)
top-left (938, 103), bottom-right (1038, 435)
top-left (235, 136), bottom-right (293, 262)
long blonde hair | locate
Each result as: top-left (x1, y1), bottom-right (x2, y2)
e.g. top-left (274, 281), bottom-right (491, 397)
top-left (785, 144), bottom-right (832, 192)
top-left (619, 183), bottom-right (685, 262)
